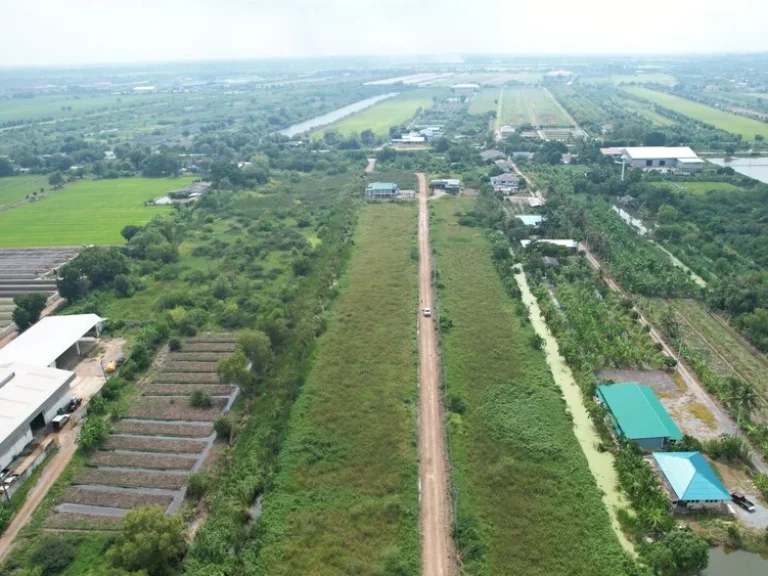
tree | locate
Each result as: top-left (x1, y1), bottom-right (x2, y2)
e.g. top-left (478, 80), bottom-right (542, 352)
top-left (114, 274), bottom-right (134, 298)
top-left (57, 266), bottom-right (89, 302)
top-left (644, 131), bottom-right (667, 146)
top-left (661, 528), bottom-right (709, 574)
top-left (237, 330), bottom-right (274, 382)
top-left (141, 154), bottom-right (180, 178)
top-left (121, 224), bottom-right (142, 242)
top-left (0, 157), bottom-right (14, 177)
top-left (217, 351), bottom-right (250, 386)
top-left (48, 171), bottom-right (65, 188)
top-left (29, 537), bottom-right (75, 575)
top-left (12, 293), bottom-right (48, 331)
top-left (107, 507), bottom-right (187, 576)
top-left (360, 129), bottom-right (376, 146)
top-left (657, 204), bottom-right (678, 225)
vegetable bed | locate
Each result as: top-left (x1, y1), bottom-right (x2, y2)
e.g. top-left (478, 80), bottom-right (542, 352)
top-left (112, 420), bottom-right (213, 438)
top-left (185, 335), bottom-right (237, 343)
top-left (103, 435), bottom-right (207, 453)
top-left (60, 486), bottom-right (174, 509)
top-left (127, 397), bottom-right (226, 421)
top-left (162, 362), bottom-right (220, 373)
top-left (170, 352), bottom-right (231, 362)
top-left (155, 372), bottom-right (220, 384)
top-left (144, 384), bottom-right (234, 396)
top-left (75, 469), bottom-right (186, 490)
top-left (44, 511), bottom-right (123, 531)
top-left (180, 342), bottom-right (236, 352)
top-left (91, 451), bottom-right (197, 471)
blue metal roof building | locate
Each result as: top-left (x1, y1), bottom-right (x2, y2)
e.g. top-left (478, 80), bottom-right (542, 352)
top-left (652, 452), bottom-right (730, 509)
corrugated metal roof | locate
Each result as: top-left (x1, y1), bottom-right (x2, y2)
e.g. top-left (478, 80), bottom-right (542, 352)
top-left (0, 314), bottom-right (104, 368)
top-left (597, 383), bottom-right (682, 441)
top-left (621, 146), bottom-right (700, 160)
top-left (652, 452), bottom-right (730, 501)
top-left (367, 182), bottom-right (398, 191)
top-left (515, 215), bottom-right (544, 226)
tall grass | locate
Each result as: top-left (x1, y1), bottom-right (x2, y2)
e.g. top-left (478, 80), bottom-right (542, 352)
top-left (433, 197), bottom-right (627, 575)
top-left (253, 203), bottom-right (420, 575)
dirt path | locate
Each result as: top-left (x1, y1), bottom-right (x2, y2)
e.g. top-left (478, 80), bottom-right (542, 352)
top-left (416, 173), bottom-right (454, 576)
top-left (580, 244), bottom-right (767, 473)
top-left (0, 426), bottom-right (77, 562)
top-left (364, 158), bottom-right (376, 173)
top-left (494, 87), bottom-right (504, 133)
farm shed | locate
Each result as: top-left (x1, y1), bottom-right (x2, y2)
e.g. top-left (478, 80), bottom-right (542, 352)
top-left (430, 179), bottom-right (461, 193)
top-left (651, 452), bottom-right (730, 509)
top-left (620, 147), bottom-right (704, 172)
top-left (0, 363), bottom-right (75, 470)
top-left (365, 182), bottom-right (399, 198)
top-left (596, 383), bottom-right (682, 449)
top-left (451, 83), bottom-right (479, 95)
top-left (515, 215), bottom-right (545, 227)
top-left (0, 314), bottom-right (104, 368)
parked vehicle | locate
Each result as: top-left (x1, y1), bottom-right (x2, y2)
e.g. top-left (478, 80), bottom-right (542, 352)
top-left (731, 491), bottom-right (756, 512)
top-left (52, 414), bottom-right (70, 431)
top-left (3, 474), bottom-right (18, 488)
top-left (423, 308), bottom-right (431, 317)
top-left (64, 397), bottom-right (82, 413)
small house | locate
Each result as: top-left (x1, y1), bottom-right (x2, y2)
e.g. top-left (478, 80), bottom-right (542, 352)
top-left (490, 173), bottom-right (520, 193)
top-left (596, 383), bottom-right (682, 449)
top-left (651, 452), bottom-right (731, 509)
top-left (366, 182), bottom-right (399, 198)
top-left (430, 179), bottom-right (461, 194)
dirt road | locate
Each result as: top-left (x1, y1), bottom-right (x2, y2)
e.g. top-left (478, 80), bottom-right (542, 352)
top-left (581, 244), bottom-right (768, 473)
top-left (0, 426), bottom-right (77, 562)
top-left (416, 173), bottom-right (454, 576)
top-left (364, 158), bottom-right (376, 173)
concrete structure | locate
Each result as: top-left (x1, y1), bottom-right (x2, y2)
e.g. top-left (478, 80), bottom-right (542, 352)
top-left (491, 173), bottom-right (520, 193)
top-left (499, 125), bottom-right (515, 137)
top-left (430, 179), bottom-right (461, 193)
top-left (520, 239), bottom-right (578, 251)
top-left (600, 147), bottom-right (624, 159)
top-left (596, 383), bottom-right (682, 449)
top-left (0, 314), bottom-right (104, 368)
top-left (0, 363), bottom-right (75, 470)
top-left (392, 132), bottom-right (425, 145)
top-left (515, 215), bottom-right (545, 227)
top-left (652, 452), bottom-right (731, 509)
top-left (620, 147), bottom-right (704, 171)
top-left (451, 83), bottom-right (480, 95)
top-left (365, 182), bottom-right (399, 198)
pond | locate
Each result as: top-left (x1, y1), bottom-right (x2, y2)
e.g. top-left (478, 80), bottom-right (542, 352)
top-left (703, 547), bottom-right (768, 575)
top-left (709, 158), bottom-right (768, 184)
top-left (278, 93), bottom-right (397, 137)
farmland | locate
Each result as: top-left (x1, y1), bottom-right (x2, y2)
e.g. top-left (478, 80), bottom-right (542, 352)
top-left (651, 181), bottom-right (740, 194)
top-left (583, 73), bottom-right (677, 86)
top-left (0, 177), bottom-right (190, 247)
top-left (492, 87), bottom-right (574, 127)
top-left (0, 93), bottom-right (165, 124)
top-left (468, 88), bottom-right (499, 115)
top-left (624, 87), bottom-right (768, 139)
top-left (0, 175), bottom-right (49, 208)
top-left (432, 197), bottom-right (626, 575)
top-left (313, 90), bottom-right (438, 137)
top-left (255, 203), bottom-right (420, 575)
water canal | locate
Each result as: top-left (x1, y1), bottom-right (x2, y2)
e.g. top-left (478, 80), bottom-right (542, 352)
top-left (278, 93), bottom-right (396, 137)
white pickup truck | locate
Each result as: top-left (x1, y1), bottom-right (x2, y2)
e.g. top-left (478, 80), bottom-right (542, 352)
top-left (422, 308), bottom-right (431, 317)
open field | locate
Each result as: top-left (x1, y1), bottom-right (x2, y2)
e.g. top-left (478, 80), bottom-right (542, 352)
top-left (313, 91), bottom-right (437, 137)
top-left (584, 73), bottom-right (677, 86)
top-left (493, 87), bottom-right (574, 127)
top-left (0, 93), bottom-right (166, 124)
top-left (0, 175), bottom-right (49, 208)
top-left (432, 197), bottom-right (626, 575)
top-left (624, 87), bottom-right (768, 139)
top-left (468, 88), bottom-right (499, 115)
top-left (255, 203), bottom-right (420, 575)
top-left (651, 181), bottom-right (740, 194)
top-left (617, 96), bottom-right (676, 126)
top-left (0, 177), bottom-right (192, 247)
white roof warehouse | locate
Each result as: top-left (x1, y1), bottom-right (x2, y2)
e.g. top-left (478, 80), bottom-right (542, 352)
top-left (0, 363), bottom-right (74, 470)
top-left (619, 147), bottom-right (704, 171)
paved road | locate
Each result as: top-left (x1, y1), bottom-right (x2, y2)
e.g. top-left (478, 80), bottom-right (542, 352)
top-left (416, 173), bottom-right (454, 576)
top-left (581, 244), bottom-right (768, 474)
top-left (0, 426), bottom-right (77, 562)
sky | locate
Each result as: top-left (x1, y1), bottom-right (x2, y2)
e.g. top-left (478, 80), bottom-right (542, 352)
top-left (3, 0), bottom-right (768, 67)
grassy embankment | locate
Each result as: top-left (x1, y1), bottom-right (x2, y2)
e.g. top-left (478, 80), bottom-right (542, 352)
top-left (624, 87), bottom-right (768, 140)
top-left (0, 177), bottom-right (190, 247)
top-left (432, 197), bottom-right (627, 575)
top-left (0, 175), bottom-right (50, 209)
top-left (253, 203), bottom-right (420, 575)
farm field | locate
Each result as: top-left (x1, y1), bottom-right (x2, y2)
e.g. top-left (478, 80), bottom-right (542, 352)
top-left (651, 181), bottom-right (740, 194)
top-left (0, 177), bottom-right (191, 247)
top-left (583, 73), bottom-right (677, 86)
top-left (0, 94), bottom-right (164, 124)
top-left (0, 175), bottom-right (49, 208)
top-left (432, 197), bottom-right (626, 575)
top-left (430, 72), bottom-right (543, 86)
top-left (468, 88), bottom-right (499, 115)
top-left (617, 96), bottom-right (675, 126)
top-left (313, 90), bottom-right (437, 137)
top-left (624, 87), bottom-right (768, 139)
top-left (495, 87), bottom-right (573, 127)
top-left (255, 203), bottom-right (420, 575)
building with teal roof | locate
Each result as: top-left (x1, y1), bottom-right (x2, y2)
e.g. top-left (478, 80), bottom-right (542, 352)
top-left (652, 452), bottom-right (730, 509)
top-left (365, 182), bottom-right (399, 198)
top-left (596, 383), bottom-right (682, 450)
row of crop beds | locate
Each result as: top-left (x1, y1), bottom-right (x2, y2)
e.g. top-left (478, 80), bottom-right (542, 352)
top-left (45, 335), bottom-right (239, 531)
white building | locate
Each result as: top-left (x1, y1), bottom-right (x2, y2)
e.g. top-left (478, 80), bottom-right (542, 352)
top-left (0, 363), bottom-right (75, 470)
top-left (451, 83), bottom-right (480, 95)
top-left (520, 239), bottom-right (579, 251)
top-left (392, 132), bottom-right (426, 145)
top-left (490, 173), bottom-right (520, 194)
top-left (515, 215), bottom-right (545, 226)
top-left (620, 147), bottom-right (704, 171)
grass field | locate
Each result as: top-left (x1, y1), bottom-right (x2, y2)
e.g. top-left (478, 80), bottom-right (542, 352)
top-left (433, 197), bottom-right (626, 575)
top-left (468, 88), bottom-right (499, 115)
top-left (0, 175), bottom-right (49, 208)
top-left (583, 74), bottom-right (677, 86)
top-left (624, 87), bottom-right (768, 139)
top-left (618, 96), bottom-right (676, 126)
top-left (651, 181), bottom-right (740, 194)
top-left (0, 93), bottom-right (165, 124)
top-left (494, 87), bottom-right (573, 127)
top-left (255, 203), bottom-right (420, 575)
top-left (313, 91), bottom-right (437, 137)
top-left (0, 177), bottom-right (190, 247)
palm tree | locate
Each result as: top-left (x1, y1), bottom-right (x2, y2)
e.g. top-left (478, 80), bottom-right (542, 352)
top-left (734, 381), bottom-right (760, 425)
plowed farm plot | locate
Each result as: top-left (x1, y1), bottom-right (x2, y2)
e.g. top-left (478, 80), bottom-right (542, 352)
top-left (170, 352), bottom-right (231, 362)
top-left (91, 451), bottom-right (198, 471)
top-left (126, 397), bottom-right (226, 421)
top-left (155, 372), bottom-right (220, 383)
top-left (61, 487), bottom-right (175, 509)
top-left (179, 342), bottom-right (235, 352)
top-left (144, 384), bottom-right (234, 396)
top-left (103, 435), bottom-right (208, 453)
top-left (162, 362), bottom-right (219, 373)
top-left (44, 512), bottom-right (124, 531)
top-left (112, 420), bottom-right (213, 437)
top-left (74, 469), bottom-right (187, 490)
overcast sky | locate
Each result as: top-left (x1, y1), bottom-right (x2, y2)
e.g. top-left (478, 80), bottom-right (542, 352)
top-left (3, 0), bottom-right (768, 67)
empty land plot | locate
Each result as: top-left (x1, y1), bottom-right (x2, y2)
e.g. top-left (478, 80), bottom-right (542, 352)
top-left (180, 342), bottom-right (235, 352)
top-left (170, 352), bottom-right (229, 362)
top-left (60, 487), bottom-right (174, 510)
top-left (255, 203), bottom-right (419, 575)
top-left (155, 371), bottom-right (220, 384)
top-left (431, 197), bottom-right (626, 575)
top-left (469, 88), bottom-right (500, 115)
top-left (652, 181), bottom-right (740, 194)
top-left (91, 451), bottom-right (197, 471)
top-left (0, 175), bottom-right (49, 209)
top-left (313, 90), bottom-right (438, 137)
top-left (162, 362), bottom-right (219, 372)
top-left (624, 87), bottom-right (768, 139)
top-left (126, 397), bottom-right (226, 421)
top-left (43, 511), bottom-right (123, 531)
top-left (75, 469), bottom-right (186, 490)
top-left (0, 177), bottom-right (193, 247)
top-left (144, 384), bottom-right (234, 396)
top-left (112, 420), bottom-right (213, 437)
top-left (103, 435), bottom-right (207, 453)
top-left (497, 88), bottom-right (573, 127)
top-left (496, 87), bottom-right (533, 126)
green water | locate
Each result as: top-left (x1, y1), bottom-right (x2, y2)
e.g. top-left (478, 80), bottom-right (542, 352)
top-left (703, 548), bottom-right (768, 575)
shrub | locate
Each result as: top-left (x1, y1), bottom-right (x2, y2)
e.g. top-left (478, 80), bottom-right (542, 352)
top-left (168, 338), bottom-right (182, 352)
top-left (213, 415), bottom-right (233, 442)
top-left (12, 293), bottom-right (48, 332)
top-left (87, 395), bottom-right (107, 415)
top-left (77, 417), bottom-right (110, 451)
top-left (114, 274), bottom-right (134, 298)
top-left (29, 537), bottom-right (75, 575)
top-left (189, 390), bottom-right (212, 408)
top-left (185, 473), bottom-right (208, 500)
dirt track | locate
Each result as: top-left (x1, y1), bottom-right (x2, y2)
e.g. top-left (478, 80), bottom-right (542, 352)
top-left (416, 173), bottom-right (454, 576)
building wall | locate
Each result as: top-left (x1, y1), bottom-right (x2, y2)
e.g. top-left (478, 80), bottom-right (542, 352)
top-left (635, 436), bottom-right (667, 451)
top-left (675, 499), bottom-right (726, 510)
top-left (0, 429), bottom-right (34, 470)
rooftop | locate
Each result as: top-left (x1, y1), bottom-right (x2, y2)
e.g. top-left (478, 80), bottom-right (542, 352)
top-left (452, 83), bottom-right (480, 88)
top-left (652, 452), bottom-right (730, 501)
top-left (597, 383), bottom-right (682, 441)
top-left (0, 314), bottom-right (104, 368)
top-left (515, 215), bottom-right (545, 226)
top-left (520, 239), bottom-right (578, 249)
top-left (0, 363), bottom-right (75, 441)
top-left (367, 182), bottom-right (398, 191)
top-left (621, 146), bottom-right (700, 161)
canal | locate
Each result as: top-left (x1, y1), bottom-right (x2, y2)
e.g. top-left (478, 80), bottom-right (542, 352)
top-left (278, 92), bottom-right (397, 137)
